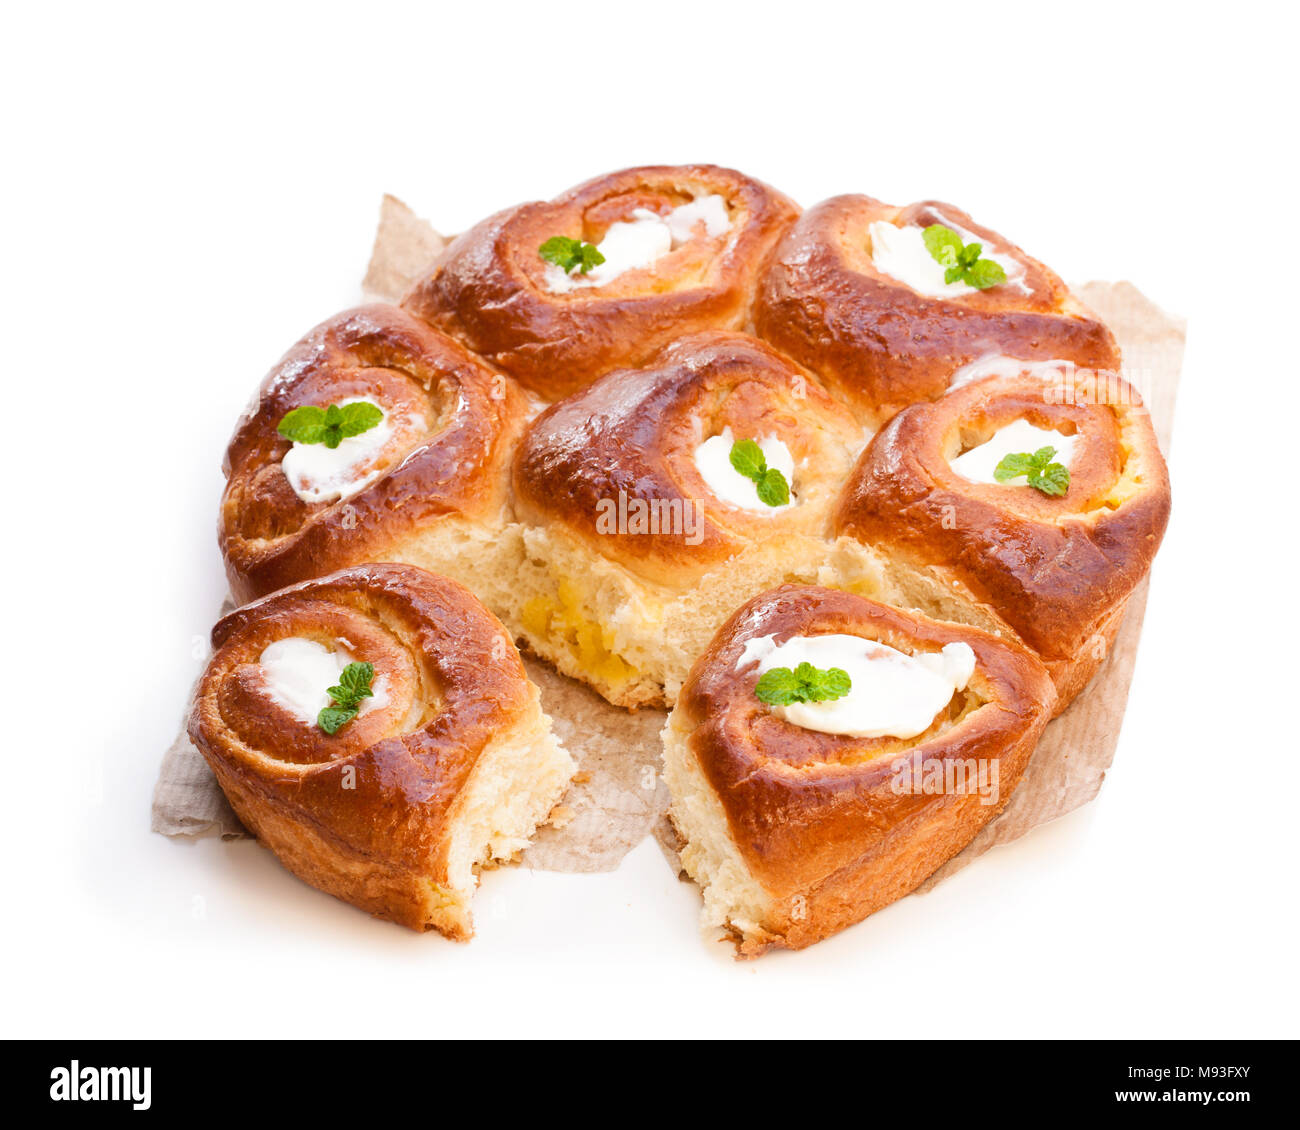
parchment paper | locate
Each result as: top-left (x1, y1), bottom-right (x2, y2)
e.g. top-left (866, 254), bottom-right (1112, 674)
top-left (152, 196), bottom-right (1183, 890)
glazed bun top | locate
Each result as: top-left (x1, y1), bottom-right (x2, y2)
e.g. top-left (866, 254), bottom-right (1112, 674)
top-left (833, 365), bottom-right (1171, 670)
top-left (219, 304), bottom-right (529, 602)
top-left (753, 194), bottom-right (1121, 425)
top-left (512, 331), bottom-right (864, 586)
top-left (403, 164), bottom-right (800, 399)
top-left (188, 564), bottom-right (536, 861)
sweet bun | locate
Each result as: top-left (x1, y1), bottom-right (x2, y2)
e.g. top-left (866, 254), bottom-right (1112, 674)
top-left (832, 364), bottom-right (1170, 707)
top-left (752, 195), bottom-right (1120, 425)
top-left (509, 331), bottom-right (871, 707)
top-left (664, 584), bottom-right (1055, 954)
top-left (219, 304), bottom-right (530, 611)
top-left (187, 564), bottom-right (575, 938)
top-left (403, 165), bottom-right (800, 399)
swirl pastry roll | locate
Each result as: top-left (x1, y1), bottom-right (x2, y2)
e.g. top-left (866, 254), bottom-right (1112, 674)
top-left (509, 331), bottom-right (871, 708)
top-left (752, 195), bottom-right (1120, 425)
top-left (664, 585), bottom-right (1054, 954)
top-left (188, 565), bottom-right (576, 938)
top-left (833, 366), bottom-right (1170, 707)
top-left (403, 165), bottom-right (799, 399)
top-left (219, 305), bottom-right (530, 611)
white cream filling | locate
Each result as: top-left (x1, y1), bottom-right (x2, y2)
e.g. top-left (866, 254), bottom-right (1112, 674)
top-left (867, 218), bottom-right (1028, 298)
top-left (692, 426), bottom-right (795, 512)
top-left (947, 354), bottom-right (1076, 391)
top-left (281, 399), bottom-right (419, 504)
top-left (544, 193), bottom-right (731, 293)
top-left (948, 417), bottom-right (1078, 485)
top-left (258, 637), bottom-right (389, 726)
top-left (738, 633), bottom-right (976, 739)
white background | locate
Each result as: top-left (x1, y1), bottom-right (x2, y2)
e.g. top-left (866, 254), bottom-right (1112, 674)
top-left (3, 1), bottom-right (1296, 1039)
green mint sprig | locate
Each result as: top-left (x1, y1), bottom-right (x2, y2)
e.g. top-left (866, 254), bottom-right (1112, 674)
top-left (278, 402), bottom-right (383, 450)
top-left (993, 445), bottom-right (1071, 496)
top-left (922, 224), bottom-right (1008, 290)
top-left (317, 661), bottom-right (376, 734)
top-left (539, 235), bottom-right (605, 275)
top-left (755, 661), bottom-right (852, 706)
top-left (729, 439), bottom-right (791, 507)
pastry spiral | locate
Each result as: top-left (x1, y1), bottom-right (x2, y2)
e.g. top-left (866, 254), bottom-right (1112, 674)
top-left (663, 584), bottom-right (1054, 954)
top-left (219, 304), bottom-right (530, 608)
top-left (509, 331), bottom-right (868, 707)
top-left (402, 164), bottom-right (799, 399)
top-left (832, 365), bottom-right (1170, 707)
top-left (187, 564), bottom-right (575, 938)
top-left (752, 195), bottom-right (1120, 425)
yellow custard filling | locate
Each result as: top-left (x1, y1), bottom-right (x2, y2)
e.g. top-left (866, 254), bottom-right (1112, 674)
top-left (521, 580), bottom-right (639, 687)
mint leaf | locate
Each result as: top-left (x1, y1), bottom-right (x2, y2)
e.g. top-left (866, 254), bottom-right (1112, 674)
top-left (994, 445), bottom-right (1070, 495)
top-left (317, 661), bottom-right (376, 734)
top-left (1033, 462), bottom-right (1071, 496)
top-left (754, 666), bottom-right (801, 706)
top-left (279, 401), bottom-right (383, 450)
top-left (993, 452), bottom-right (1039, 481)
top-left (922, 224), bottom-right (962, 268)
top-left (755, 661), bottom-right (853, 706)
top-left (539, 235), bottom-right (606, 275)
top-left (755, 468), bottom-right (790, 507)
top-left (965, 258), bottom-right (1008, 290)
top-left (729, 438), bottom-right (766, 480)
top-left (317, 705), bottom-right (358, 735)
top-left (728, 439), bottom-right (792, 508)
top-left (336, 402), bottom-right (383, 439)
top-left (277, 405), bottom-right (329, 445)
top-left (923, 223), bottom-right (1007, 290)
top-left (334, 661), bottom-right (375, 706)
top-left (326, 661), bottom-right (375, 711)
top-left (813, 664), bottom-right (853, 701)
top-left (322, 404), bottom-right (344, 448)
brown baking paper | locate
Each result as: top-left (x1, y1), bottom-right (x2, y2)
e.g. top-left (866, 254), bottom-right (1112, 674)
top-left (153, 196), bottom-right (1183, 891)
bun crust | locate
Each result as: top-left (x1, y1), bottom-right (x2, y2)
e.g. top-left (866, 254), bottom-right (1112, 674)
top-left (665, 585), bottom-right (1055, 953)
top-left (403, 165), bottom-right (799, 399)
top-left (506, 332), bottom-right (867, 707)
top-left (752, 195), bottom-right (1121, 424)
top-left (219, 305), bottom-right (529, 604)
top-left (187, 564), bottom-right (574, 938)
top-left (832, 369), bottom-right (1170, 704)
top-left (513, 331), bottom-right (861, 584)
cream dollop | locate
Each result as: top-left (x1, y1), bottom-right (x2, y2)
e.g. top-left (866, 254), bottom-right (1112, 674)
top-left (692, 426), bottom-right (795, 512)
top-left (738, 633), bottom-right (976, 739)
top-left (947, 354), bottom-right (1076, 392)
top-left (948, 418), bottom-right (1078, 485)
top-left (544, 194), bottom-right (731, 293)
top-left (258, 637), bottom-right (389, 726)
top-left (867, 218), bottom-right (1026, 298)
top-left (280, 399), bottom-right (419, 504)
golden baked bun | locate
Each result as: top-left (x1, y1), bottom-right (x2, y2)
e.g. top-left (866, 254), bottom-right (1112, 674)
top-left (403, 165), bottom-right (800, 399)
top-left (664, 584), bottom-right (1055, 954)
top-left (832, 365), bottom-right (1170, 707)
top-left (752, 195), bottom-right (1120, 425)
top-left (188, 564), bottom-right (575, 939)
top-left (509, 331), bottom-right (870, 708)
top-left (219, 304), bottom-right (530, 612)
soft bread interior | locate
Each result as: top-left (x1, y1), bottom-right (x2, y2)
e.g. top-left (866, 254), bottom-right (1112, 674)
top-left (507, 525), bottom-right (893, 708)
top-left (387, 515), bottom-right (524, 627)
top-left (661, 714), bottom-right (772, 943)
top-left (443, 697), bottom-right (576, 915)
